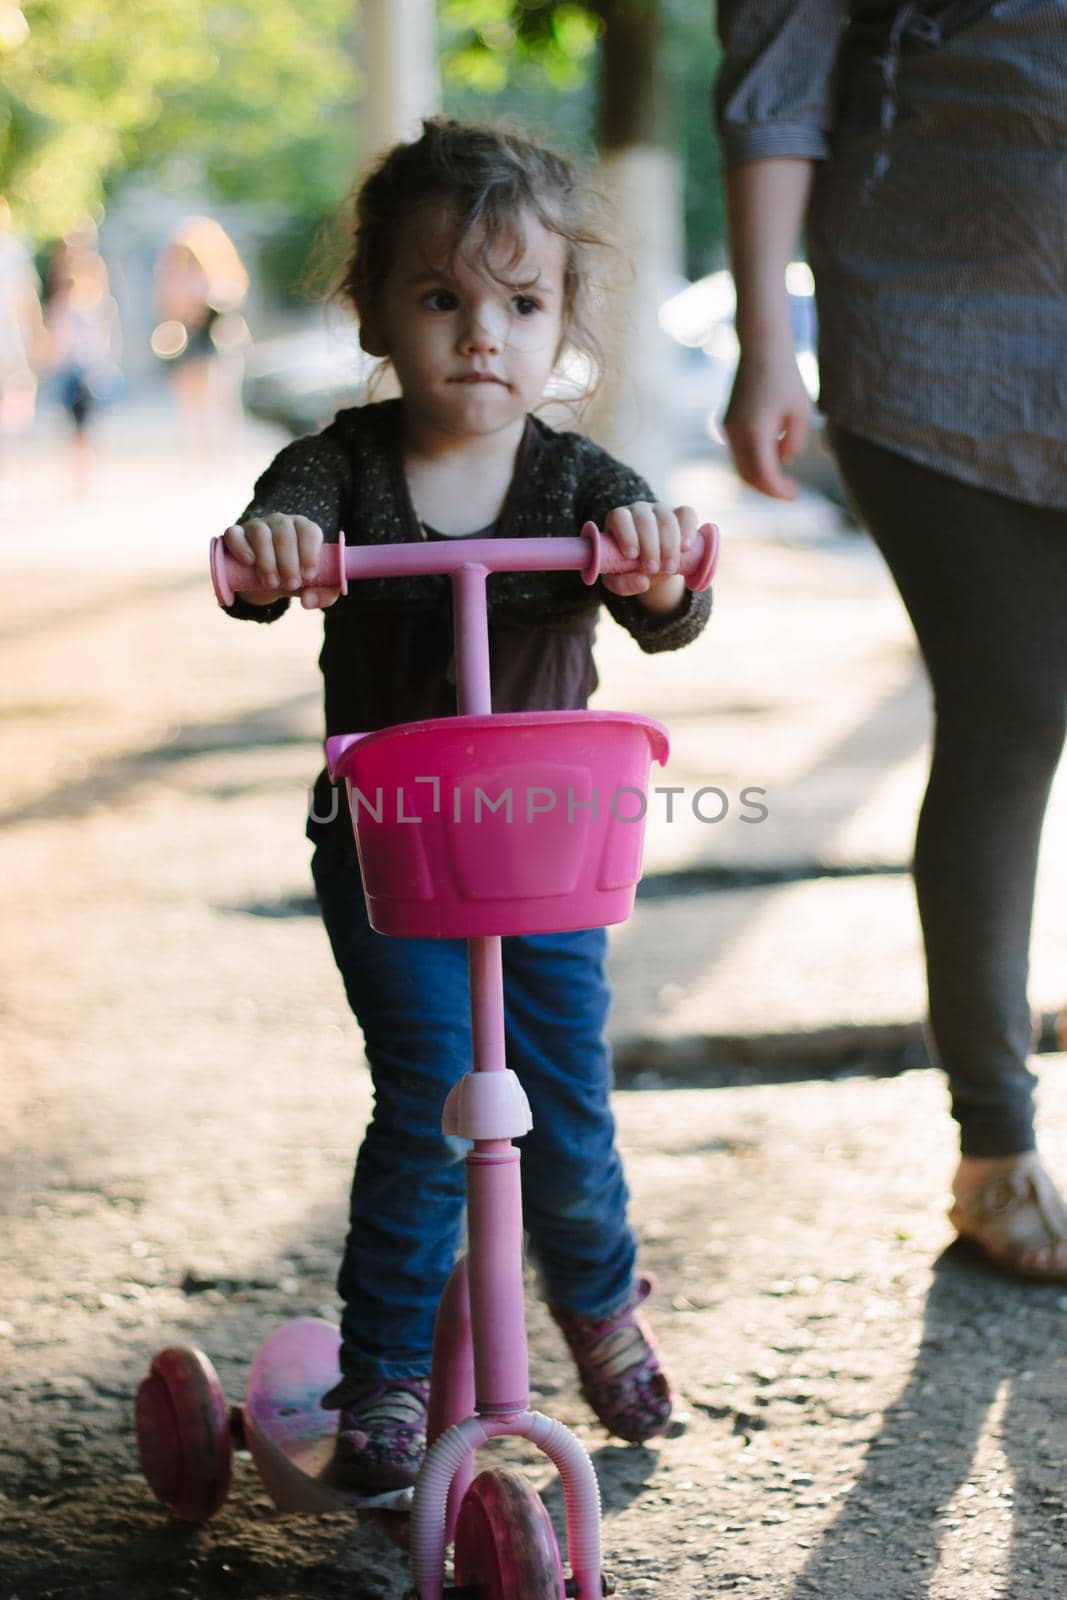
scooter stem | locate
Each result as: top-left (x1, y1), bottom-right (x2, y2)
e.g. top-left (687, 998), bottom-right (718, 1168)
top-left (451, 562), bottom-right (492, 718)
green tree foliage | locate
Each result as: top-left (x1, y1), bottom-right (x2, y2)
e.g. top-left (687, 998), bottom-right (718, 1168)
top-left (2, 0), bottom-right (211, 235)
top-left (1, 0), bottom-right (724, 296)
top-left (438, 0), bottom-right (600, 164)
top-left (1, 0), bottom-right (357, 250)
top-left (441, 0), bottom-right (601, 94)
top-left (441, 1), bottom-right (725, 275)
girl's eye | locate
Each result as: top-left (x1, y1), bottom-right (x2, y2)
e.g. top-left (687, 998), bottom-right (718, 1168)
top-left (423, 290), bottom-right (459, 311)
top-left (512, 295), bottom-right (541, 317)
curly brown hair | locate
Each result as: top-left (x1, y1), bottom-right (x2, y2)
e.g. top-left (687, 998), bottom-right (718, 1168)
top-left (335, 117), bottom-right (612, 405)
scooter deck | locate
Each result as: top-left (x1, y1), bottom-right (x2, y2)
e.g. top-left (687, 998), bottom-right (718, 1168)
top-left (244, 1317), bottom-right (414, 1513)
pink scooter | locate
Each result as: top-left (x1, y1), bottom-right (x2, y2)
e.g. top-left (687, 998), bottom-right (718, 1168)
top-left (135, 519), bottom-right (719, 1599)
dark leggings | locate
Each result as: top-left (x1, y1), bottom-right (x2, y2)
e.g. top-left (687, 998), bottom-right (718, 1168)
top-left (829, 427), bottom-right (1067, 1157)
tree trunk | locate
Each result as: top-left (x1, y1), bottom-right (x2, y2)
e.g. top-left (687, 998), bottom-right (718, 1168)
top-left (598, 0), bottom-right (667, 152)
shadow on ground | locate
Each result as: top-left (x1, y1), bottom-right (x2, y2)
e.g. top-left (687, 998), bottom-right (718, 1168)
top-left (788, 1247), bottom-right (1067, 1598)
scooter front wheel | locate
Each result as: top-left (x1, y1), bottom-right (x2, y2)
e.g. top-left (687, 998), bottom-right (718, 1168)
top-left (135, 1345), bottom-right (232, 1522)
top-left (453, 1467), bottom-right (564, 1598)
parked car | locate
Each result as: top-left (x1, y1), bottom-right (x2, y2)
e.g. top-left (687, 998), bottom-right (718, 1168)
top-left (241, 321), bottom-right (380, 438)
top-left (242, 272), bottom-right (848, 512)
top-left (658, 263), bottom-right (849, 509)
top-left (241, 321), bottom-right (596, 439)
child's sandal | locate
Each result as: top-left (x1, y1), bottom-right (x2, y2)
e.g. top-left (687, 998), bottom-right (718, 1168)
top-left (320, 1374), bottom-right (430, 1493)
top-left (549, 1275), bottom-right (673, 1444)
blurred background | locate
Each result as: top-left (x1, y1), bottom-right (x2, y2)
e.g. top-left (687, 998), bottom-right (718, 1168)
top-left (0, 0), bottom-right (845, 513)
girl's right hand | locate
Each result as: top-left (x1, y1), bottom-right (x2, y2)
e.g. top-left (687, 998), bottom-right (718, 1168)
top-left (721, 342), bottom-right (812, 502)
top-left (222, 514), bottom-right (342, 610)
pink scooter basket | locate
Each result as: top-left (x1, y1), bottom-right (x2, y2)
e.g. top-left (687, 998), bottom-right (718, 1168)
top-left (327, 710), bottom-right (669, 938)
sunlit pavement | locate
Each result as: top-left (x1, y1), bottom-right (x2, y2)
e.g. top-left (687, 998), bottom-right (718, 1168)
top-left (6, 389), bottom-right (1065, 1062)
top-left (5, 394), bottom-right (1067, 1600)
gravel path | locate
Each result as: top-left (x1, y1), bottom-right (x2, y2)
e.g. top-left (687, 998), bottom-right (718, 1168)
top-left (4, 422), bottom-right (1066, 1599)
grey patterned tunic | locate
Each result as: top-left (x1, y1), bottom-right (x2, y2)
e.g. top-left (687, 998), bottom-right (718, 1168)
top-left (715, 0), bottom-right (1067, 508)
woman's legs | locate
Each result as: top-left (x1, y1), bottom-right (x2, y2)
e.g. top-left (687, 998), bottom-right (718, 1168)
top-left (829, 429), bottom-right (1067, 1238)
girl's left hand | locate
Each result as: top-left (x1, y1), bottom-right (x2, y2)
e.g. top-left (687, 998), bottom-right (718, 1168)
top-left (601, 502), bottom-right (699, 596)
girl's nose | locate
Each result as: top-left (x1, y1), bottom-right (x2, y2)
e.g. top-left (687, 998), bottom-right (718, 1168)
top-left (459, 306), bottom-right (505, 353)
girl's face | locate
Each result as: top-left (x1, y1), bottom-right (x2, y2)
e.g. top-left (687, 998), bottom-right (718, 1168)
top-left (360, 204), bottom-right (568, 444)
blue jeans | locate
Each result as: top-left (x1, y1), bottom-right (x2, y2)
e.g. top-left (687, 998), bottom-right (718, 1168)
top-left (310, 837), bottom-right (637, 1380)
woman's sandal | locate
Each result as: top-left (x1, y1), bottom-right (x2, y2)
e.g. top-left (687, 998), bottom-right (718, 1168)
top-left (948, 1157), bottom-right (1067, 1283)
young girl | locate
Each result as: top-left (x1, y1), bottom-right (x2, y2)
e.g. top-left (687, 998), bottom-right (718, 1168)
top-left (222, 117), bottom-right (712, 1495)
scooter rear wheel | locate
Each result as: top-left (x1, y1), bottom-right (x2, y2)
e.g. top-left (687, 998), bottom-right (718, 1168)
top-left (453, 1467), bottom-right (564, 1598)
top-left (135, 1345), bottom-right (232, 1522)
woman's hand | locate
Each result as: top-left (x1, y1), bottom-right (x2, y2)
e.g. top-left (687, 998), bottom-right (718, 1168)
top-left (222, 514), bottom-right (341, 610)
top-left (721, 339), bottom-right (812, 502)
top-left (601, 501), bottom-right (698, 614)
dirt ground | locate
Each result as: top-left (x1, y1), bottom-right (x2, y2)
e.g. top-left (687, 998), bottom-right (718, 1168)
top-left (4, 433), bottom-right (1067, 1600)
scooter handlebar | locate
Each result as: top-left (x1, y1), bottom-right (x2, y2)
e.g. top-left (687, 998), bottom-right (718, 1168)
top-left (209, 519), bottom-right (719, 608)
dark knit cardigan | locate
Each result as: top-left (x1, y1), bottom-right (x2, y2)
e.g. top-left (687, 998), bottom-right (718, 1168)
top-left (226, 399), bottom-right (713, 844)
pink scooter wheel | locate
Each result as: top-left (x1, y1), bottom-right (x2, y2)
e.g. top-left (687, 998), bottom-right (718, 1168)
top-left (453, 1468), bottom-right (565, 1598)
top-left (135, 1346), bottom-right (232, 1522)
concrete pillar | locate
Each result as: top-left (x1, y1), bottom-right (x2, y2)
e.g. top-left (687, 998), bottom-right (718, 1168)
top-left (588, 144), bottom-right (685, 493)
top-left (582, 1), bottom-right (685, 494)
top-left (359, 0), bottom-right (441, 158)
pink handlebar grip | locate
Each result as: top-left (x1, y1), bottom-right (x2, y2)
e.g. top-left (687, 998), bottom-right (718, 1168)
top-left (580, 520), bottom-right (720, 591)
top-left (210, 532), bottom-right (348, 607)
top-left (209, 521), bottom-right (719, 606)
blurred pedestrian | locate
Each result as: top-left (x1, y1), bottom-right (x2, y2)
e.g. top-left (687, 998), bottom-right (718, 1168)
top-left (0, 196), bottom-right (44, 501)
top-left (152, 216), bottom-right (250, 456)
top-left (39, 224), bottom-right (122, 497)
top-left (715, 1), bottom-right (1067, 1280)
